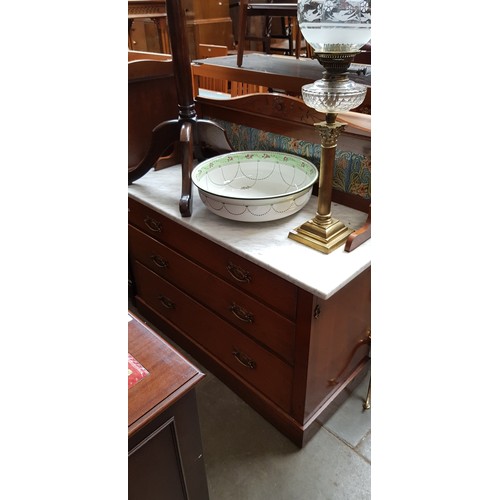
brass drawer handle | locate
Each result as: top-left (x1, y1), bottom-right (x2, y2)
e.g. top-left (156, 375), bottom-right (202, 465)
top-left (157, 295), bottom-right (175, 310)
top-left (144, 216), bottom-right (162, 233)
top-left (232, 348), bottom-right (256, 369)
top-left (227, 262), bottom-right (251, 283)
top-left (150, 254), bottom-right (169, 268)
top-left (229, 302), bottom-right (254, 323)
top-left (328, 330), bottom-right (371, 386)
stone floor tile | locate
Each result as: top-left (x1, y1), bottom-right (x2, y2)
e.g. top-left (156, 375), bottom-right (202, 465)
top-left (356, 430), bottom-right (371, 463)
top-left (316, 372), bottom-right (371, 448)
top-left (197, 376), bottom-right (370, 500)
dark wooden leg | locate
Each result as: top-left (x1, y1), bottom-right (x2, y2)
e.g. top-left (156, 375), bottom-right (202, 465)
top-left (179, 122), bottom-right (194, 217)
top-left (286, 17), bottom-right (293, 56)
top-left (237, 0), bottom-right (249, 67)
top-left (182, 119), bottom-right (233, 215)
top-left (294, 18), bottom-right (301, 58)
top-left (263, 16), bottom-right (272, 53)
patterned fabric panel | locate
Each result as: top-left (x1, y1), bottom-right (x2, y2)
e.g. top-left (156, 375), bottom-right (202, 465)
top-left (211, 119), bottom-right (371, 200)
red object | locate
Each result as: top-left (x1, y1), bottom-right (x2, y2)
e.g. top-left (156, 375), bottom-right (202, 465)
top-left (128, 353), bottom-right (150, 389)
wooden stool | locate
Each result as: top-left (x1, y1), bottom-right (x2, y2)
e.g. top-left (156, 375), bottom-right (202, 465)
top-left (237, 1), bottom-right (302, 67)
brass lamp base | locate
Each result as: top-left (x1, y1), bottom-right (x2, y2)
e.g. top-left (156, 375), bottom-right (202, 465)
top-left (288, 50), bottom-right (366, 255)
top-left (288, 215), bottom-right (353, 254)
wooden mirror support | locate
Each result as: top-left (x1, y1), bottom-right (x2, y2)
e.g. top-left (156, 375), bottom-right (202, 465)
top-left (344, 206), bottom-right (370, 252)
top-left (128, 0), bottom-right (232, 217)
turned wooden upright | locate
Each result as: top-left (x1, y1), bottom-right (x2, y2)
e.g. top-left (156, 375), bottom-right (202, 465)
top-left (128, 0), bottom-right (232, 217)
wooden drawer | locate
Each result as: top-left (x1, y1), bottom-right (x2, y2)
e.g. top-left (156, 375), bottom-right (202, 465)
top-left (129, 197), bottom-right (298, 319)
top-left (129, 225), bottom-right (296, 364)
top-left (133, 262), bottom-right (293, 412)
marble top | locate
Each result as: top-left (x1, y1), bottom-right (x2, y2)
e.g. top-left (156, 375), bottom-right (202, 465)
top-left (128, 166), bottom-right (371, 300)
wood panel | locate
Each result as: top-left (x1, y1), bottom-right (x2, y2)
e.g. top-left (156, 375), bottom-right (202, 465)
top-left (128, 57), bottom-right (180, 171)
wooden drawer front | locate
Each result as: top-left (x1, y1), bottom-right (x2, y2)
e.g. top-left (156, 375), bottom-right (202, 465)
top-left (129, 197), bottom-right (297, 319)
top-left (129, 225), bottom-right (295, 364)
top-left (134, 262), bottom-right (293, 412)
top-left (129, 197), bottom-right (171, 239)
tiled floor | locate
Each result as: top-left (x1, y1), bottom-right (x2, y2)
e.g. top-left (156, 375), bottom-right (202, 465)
top-left (131, 308), bottom-right (371, 499)
top-left (197, 368), bottom-right (371, 500)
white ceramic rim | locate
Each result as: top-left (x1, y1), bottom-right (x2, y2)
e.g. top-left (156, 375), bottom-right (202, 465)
top-left (197, 185), bottom-right (314, 206)
top-left (192, 151), bottom-right (319, 202)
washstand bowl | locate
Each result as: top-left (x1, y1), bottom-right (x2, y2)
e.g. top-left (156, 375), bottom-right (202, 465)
top-left (192, 151), bottom-right (318, 222)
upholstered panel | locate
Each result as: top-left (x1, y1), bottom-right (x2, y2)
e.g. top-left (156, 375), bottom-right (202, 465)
top-left (210, 118), bottom-right (371, 201)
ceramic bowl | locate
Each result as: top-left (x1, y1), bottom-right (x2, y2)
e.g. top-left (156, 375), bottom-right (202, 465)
top-left (192, 151), bottom-right (318, 222)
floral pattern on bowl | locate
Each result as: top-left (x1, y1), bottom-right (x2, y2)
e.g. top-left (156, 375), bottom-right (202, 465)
top-left (192, 151), bottom-right (319, 222)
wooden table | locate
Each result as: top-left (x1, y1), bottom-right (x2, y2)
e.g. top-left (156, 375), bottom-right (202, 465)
top-left (192, 52), bottom-right (371, 96)
top-left (128, 312), bottom-right (209, 500)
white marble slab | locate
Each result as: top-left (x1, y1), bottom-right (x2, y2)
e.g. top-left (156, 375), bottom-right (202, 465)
top-left (128, 166), bottom-right (371, 300)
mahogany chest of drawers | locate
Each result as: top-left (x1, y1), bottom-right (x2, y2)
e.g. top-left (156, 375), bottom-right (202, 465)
top-left (128, 185), bottom-right (371, 447)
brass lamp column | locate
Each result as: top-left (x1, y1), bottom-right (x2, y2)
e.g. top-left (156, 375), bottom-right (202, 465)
top-left (289, 111), bottom-right (350, 253)
top-left (290, 0), bottom-right (371, 254)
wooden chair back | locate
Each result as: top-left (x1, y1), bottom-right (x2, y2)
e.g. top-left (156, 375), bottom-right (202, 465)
top-left (128, 56), bottom-right (179, 170)
top-left (237, 1), bottom-right (303, 67)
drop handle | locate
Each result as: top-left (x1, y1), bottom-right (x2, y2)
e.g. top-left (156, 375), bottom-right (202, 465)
top-left (150, 254), bottom-right (169, 268)
top-left (328, 330), bottom-right (371, 386)
top-left (144, 216), bottom-right (162, 232)
top-left (232, 348), bottom-right (256, 369)
top-left (157, 295), bottom-right (175, 310)
top-left (229, 302), bottom-right (254, 323)
top-left (227, 262), bottom-right (251, 283)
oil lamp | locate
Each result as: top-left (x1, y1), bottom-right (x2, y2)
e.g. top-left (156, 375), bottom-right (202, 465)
top-left (288, 0), bottom-right (371, 253)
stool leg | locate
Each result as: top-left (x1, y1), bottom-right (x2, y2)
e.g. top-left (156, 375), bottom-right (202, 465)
top-left (263, 15), bottom-right (272, 53)
top-left (293, 19), bottom-right (301, 58)
top-left (237, 0), bottom-right (249, 67)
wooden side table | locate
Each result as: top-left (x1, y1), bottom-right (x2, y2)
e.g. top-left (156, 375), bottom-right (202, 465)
top-left (128, 312), bottom-right (209, 500)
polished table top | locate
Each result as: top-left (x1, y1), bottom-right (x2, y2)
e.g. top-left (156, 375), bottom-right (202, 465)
top-left (128, 311), bottom-right (205, 435)
top-left (192, 53), bottom-right (371, 89)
